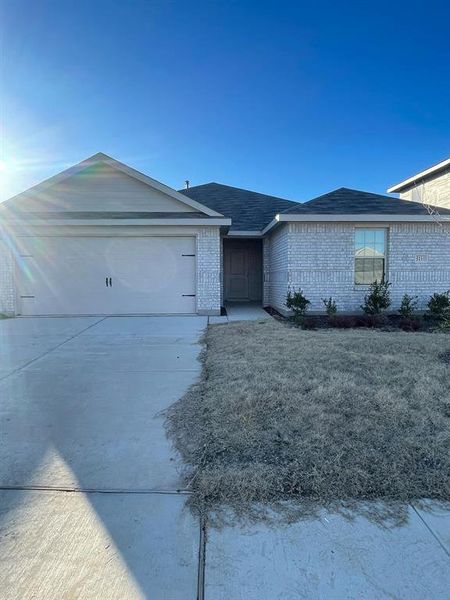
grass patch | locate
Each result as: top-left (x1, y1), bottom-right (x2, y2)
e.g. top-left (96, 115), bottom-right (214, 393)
top-left (166, 320), bottom-right (450, 524)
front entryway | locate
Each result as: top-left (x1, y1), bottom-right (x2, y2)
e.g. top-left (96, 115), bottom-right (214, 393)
top-left (223, 238), bottom-right (262, 302)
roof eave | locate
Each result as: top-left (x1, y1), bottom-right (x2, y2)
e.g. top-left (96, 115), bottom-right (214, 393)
top-left (387, 158), bottom-right (450, 193)
top-left (262, 216), bottom-right (282, 235)
top-left (226, 229), bottom-right (264, 237)
top-left (263, 213), bottom-right (446, 233)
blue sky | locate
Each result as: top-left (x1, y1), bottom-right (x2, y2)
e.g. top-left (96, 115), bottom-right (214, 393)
top-left (1, 0), bottom-right (449, 202)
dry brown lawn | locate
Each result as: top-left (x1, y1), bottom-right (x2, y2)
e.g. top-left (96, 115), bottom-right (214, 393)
top-left (166, 319), bottom-right (450, 521)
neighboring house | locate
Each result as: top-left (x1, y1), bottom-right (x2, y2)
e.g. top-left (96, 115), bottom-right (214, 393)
top-left (388, 157), bottom-right (450, 208)
top-left (0, 152), bottom-right (449, 317)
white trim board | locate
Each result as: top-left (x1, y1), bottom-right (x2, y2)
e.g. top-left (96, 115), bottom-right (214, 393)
top-left (5, 217), bottom-right (232, 227)
top-left (262, 213), bottom-right (448, 234)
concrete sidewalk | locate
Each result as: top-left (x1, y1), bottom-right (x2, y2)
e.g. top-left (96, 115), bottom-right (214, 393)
top-left (205, 504), bottom-right (450, 599)
top-left (209, 302), bottom-right (271, 324)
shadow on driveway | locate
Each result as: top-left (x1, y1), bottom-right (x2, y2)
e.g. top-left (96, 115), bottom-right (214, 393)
top-left (0, 316), bottom-right (206, 598)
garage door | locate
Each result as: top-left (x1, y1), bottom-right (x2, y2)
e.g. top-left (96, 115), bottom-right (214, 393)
top-left (15, 236), bottom-right (196, 315)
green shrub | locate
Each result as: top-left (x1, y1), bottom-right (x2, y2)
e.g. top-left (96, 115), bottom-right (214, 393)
top-left (322, 297), bottom-right (337, 316)
top-left (427, 291), bottom-right (450, 319)
top-left (438, 315), bottom-right (450, 331)
top-left (286, 289), bottom-right (310, 323)
top-left (398, 294), bottom-right (418, 318)
top-left (361, 281), bottom-right (391, 315)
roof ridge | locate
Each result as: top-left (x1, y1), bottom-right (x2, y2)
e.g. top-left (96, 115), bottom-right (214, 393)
top-left (280, 186), bottom-right (450, 216)
top-left (303, 187), bottom-right (398, 205)
top-left (179, 181), bottom-right (299, 204)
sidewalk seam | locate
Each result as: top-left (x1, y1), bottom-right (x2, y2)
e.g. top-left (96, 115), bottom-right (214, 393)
top-left (412, 505), bottom-right (450, 558)
top-left (197, 516), bottom-right (206, 600)
top-left (0, 485), bottom-right (191, 495)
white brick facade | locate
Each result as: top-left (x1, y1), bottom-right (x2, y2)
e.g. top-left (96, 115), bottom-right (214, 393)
top-left (3, 220), bottom-right (448, 316)
top-left (262, 237), bottom-right (270, 306)
top-left (220, 236), bottom-right (224, 306)
top-left (0, 237), bottom-right (15, 315)
top-left (196, 226), bottom-right (221, 315)
top-left (265, 222), bottom-right (450, 314)
top-left (389, 223), bottom-right (450, 308)
top-left (266, 225), bottom-right (289, 311)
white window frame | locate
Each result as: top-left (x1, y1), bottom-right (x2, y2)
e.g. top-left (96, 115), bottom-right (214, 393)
top-left (354, 227), bottom-right (388, 286)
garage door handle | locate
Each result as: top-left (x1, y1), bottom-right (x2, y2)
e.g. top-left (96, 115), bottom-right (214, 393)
top-left (109, 277), bottom-right (112, 287)
top-left (105, 277), bottom-right (112, 287)
top-left (105, 277), bottom-right (109, 287)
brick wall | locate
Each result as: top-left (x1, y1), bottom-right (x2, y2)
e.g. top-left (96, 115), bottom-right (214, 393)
top-left (262, 237), bottom-right (270, 306)
top-left (5, 220), bottom-right (447, 317)
top-left (288, 223), bottom-right (355, 311)
top-left (286, 222), bottom-right (450, 312)
top-left (389, 223), bottom-right (450, 309)
top-left (266, 225), bottom-right (289, 312)
top-left (220, 236), bottom-right (224, 306)
top-left (196, 226), bottom-right (221, 315)
top-left (0, 237), bottom-right (15, 315)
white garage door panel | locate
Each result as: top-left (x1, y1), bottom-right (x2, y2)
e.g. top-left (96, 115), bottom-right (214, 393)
top-left (16, 237), bottom-right (196, 315)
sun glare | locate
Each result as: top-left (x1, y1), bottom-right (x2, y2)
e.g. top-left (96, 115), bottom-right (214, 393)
top-left (0, 158), bottom-right (18, 200)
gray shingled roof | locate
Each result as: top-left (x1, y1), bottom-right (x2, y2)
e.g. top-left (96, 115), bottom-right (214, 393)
top-left (180, 184), bottom-right (450, 230)
top-left (282, 187), bottom-right (450, 215)
top-left (178, 182), bottom-right (298, 231)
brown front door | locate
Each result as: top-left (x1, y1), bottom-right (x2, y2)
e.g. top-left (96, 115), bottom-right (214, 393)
top-left (224, 240), bottom-right (262, 301)
top-left (226, 249), bottom-right (249, 300)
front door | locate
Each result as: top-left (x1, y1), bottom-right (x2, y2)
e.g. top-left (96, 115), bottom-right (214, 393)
top-left (224, 240), bottom-right (262, 302)
top-left (226, 248), bottom-right (249, 300)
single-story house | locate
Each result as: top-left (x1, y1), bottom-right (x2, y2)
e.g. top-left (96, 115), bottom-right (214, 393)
top-left (0, 153), bottom-right (449, 316)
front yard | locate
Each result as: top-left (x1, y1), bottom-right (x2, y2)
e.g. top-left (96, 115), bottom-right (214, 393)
top-left (167, 319), bottom-right (450, 521)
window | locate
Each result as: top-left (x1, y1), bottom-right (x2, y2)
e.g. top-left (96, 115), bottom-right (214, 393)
top-left (354, 228), bottom-right (387, 285)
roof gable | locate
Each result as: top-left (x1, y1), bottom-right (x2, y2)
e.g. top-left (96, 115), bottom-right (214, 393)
top-left (1, 153), bottom-right (224, 218)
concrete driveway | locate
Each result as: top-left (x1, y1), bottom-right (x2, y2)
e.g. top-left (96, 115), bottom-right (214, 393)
top-left (0, 315), bottom-right (205, 599)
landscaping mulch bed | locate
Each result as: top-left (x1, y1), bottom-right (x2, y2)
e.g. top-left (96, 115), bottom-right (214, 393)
top-left (287, 313), bottom-right (444, 332)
